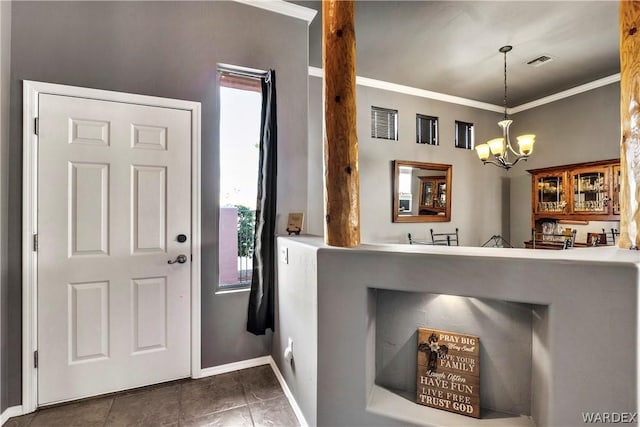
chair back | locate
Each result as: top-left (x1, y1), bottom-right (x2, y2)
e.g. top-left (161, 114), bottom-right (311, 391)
top-left (408, 233), bottom-right (429, 245)
top-left (562, 229), bottom-right (577, 249)
top-left (430, 228), bottom-right (459, 246)
top-left (602, 228), bottom-right (619, 245)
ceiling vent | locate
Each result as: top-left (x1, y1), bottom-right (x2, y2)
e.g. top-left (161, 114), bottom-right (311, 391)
top-left (527, 55), bottom-right (554, 67)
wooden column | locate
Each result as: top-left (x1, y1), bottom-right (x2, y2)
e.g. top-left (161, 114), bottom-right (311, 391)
top-left (619, 0), bottom-right (640, 248)
top-left (322, 0), bottom-right (360, 247)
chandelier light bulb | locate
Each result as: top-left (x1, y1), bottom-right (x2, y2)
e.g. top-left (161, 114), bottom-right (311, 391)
top-left (487, 138), bottom-right (506, 156)
top-left (517, 134), bottom-right (536, 156)
top-left (475, 143), bottom-right (490, 161)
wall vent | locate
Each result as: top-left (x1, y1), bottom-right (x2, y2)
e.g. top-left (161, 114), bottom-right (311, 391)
top-left (527, 55), bottom-right (554, 67)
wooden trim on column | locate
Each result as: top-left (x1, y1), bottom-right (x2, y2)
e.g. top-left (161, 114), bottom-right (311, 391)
top-left (619, 0), bottom-right (640, 248)
top-left (322, 0), bottom-right (360, 247)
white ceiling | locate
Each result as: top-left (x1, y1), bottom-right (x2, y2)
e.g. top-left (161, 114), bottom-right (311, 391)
top-left (294, 1), bottom-right (619, 107)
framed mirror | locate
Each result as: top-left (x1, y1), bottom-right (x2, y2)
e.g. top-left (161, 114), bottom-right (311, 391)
top-left (392, 160), bottom-right (452, 222)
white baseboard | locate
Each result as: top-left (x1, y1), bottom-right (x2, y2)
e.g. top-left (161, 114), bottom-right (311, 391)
top-left (268, 357), bottom-right (309, 427)
top-left (1, 405), bottom-right (23, 426)
top-left (196, 356), bottom-right (272, 378)
top-left (195, 355), bottom-right (308, 427)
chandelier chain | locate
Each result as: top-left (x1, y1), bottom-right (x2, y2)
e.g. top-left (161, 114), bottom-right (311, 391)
top-left (503, 49), bottom-right (508, 120)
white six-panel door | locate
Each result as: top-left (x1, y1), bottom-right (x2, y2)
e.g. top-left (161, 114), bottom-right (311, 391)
top-left (37, 94), bottom-right (192, 405)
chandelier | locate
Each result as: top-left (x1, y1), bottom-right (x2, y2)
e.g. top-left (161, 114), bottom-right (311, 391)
top-left (475, 45), bottom-right (535, 170)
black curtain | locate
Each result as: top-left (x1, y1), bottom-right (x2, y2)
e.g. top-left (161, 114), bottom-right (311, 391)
top-left (247, 70), bottom-right (277, 335)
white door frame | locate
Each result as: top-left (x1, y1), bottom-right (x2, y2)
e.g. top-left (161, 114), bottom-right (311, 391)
top-left (22, 80), bottom-right (202, 413)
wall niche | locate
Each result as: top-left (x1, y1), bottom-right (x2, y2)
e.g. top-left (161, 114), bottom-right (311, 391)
top-left (375, 290), bottom-right (547, 419)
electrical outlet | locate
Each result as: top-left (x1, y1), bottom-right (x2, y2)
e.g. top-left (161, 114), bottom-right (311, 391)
top-left (284, 337), bottom-right (294, 362)
top-left (280, 247), bottom-right (289, 264)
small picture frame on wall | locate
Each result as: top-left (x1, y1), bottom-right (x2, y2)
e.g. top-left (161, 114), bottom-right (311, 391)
top-left (286, 212), bottom-right (304, 235)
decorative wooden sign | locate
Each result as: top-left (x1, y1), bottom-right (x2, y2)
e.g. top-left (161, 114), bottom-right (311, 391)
top-left (286, 212), bottom-right (304, 235)
top-left (416, 328), bottom-right (480, 418)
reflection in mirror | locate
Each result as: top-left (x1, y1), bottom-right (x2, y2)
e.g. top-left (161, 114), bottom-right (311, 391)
top-left (393, 160), bottom-right (452, 222)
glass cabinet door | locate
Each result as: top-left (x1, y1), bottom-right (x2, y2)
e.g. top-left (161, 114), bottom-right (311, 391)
top-left (571, 167), bottom-right (609, 214)
top-left (421, 180), bottom-right (434, 206)
top-left (535, 173), bottom-right (566, 214)
top-left (436, 182), bottom-right (446, 208)
top-left (613, 165), bottom-right (620, 215)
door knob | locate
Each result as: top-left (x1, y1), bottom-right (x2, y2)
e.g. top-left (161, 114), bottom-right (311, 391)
top-left (168, 254), bottom-right (188, 264)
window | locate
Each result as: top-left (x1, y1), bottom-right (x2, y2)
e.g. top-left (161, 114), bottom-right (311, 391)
top-left (416, 114), bottom-right (438, 145)
top-left (398, 166), bottom-right (412, 194)
top-left (398, 166), bottom-right (413, 213)
top-left (218, 70), bottom-right (262, 290)
top-left (455, 120), bottom-right (474, 149)
top-left (371, 106), bottom-right (398, 140)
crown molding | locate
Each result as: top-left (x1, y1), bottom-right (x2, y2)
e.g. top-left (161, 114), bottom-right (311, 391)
top-left (232, 0), bottom-right (317, 25)
top-left (308, 66), bottom-right (621, 115)
top-left (308, 66), bottom-right (503, 113)
top-left (509, 74), bottom-right (621, 114)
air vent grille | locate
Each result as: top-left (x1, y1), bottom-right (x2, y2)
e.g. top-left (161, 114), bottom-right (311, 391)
top-left (527, 55), bottom-right (554, 67)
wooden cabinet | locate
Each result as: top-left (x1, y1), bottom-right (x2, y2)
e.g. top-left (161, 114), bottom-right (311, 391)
top-left (534, 171), bottom-right (567, 215)
top-left (570, 165), bottom-right (610, 215)
top-left (613, 164), bottom-right (621, 215)
top-left (418, 177), bottom-right (446, 216)
top-left (529, 159), bottom-right (620, 222)
top-left (527, 159), bottom-right (620, 249)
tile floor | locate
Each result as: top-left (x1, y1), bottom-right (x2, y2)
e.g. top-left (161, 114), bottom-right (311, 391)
top-left (3, 365), bottom-right (299, 427)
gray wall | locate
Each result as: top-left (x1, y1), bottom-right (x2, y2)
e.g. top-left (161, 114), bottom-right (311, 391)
top-left (6, 1), bottom-right (310, 406)
top-left (273, 238), bottom-right (319, 426)
top-left (308, 76), bottom-right (510, 247)
top-left (0, 0), bottom-right (11, 414)
top-left (308, 77), bottom-right (620, 249)
top-left (509, 83), bottom-right (620, 247)
top-left (375, 290), bottom-right (533, 416)
top-left (276, 237), bottom-right (637, 427)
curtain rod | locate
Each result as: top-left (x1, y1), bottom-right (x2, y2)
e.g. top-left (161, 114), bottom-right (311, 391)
top-left (218, 63), bottom-right (268, 79)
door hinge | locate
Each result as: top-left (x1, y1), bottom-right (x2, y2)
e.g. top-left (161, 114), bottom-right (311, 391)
top-left (34, 117), bottom-right (39, 136)
top-left (34, 350), bottom-right (38, 369)
top-left (33, 234), bottom-right (38, 252)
